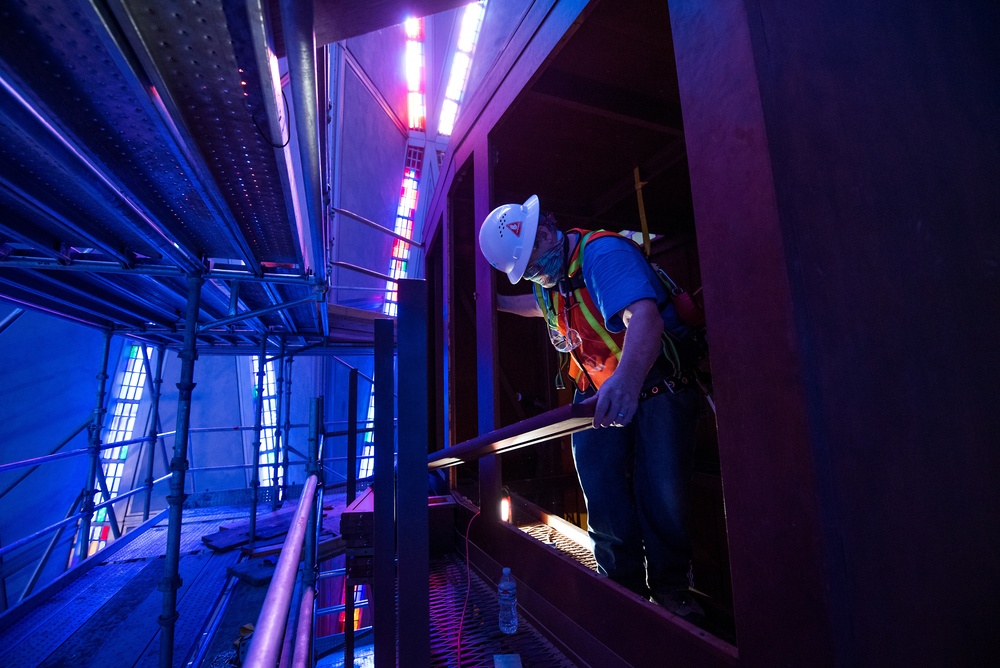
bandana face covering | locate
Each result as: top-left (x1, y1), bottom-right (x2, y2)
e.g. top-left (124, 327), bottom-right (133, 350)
top-left (522, 232), bottom-right (564, 288)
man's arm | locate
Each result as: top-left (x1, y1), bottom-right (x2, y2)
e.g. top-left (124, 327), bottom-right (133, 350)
top-left (496, 292), bottom-right (543, 317)
top-left (592, 298), bottom-right (663, 428)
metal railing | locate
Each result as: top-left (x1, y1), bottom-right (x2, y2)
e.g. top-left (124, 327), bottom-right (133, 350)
top-left (244, 397), bottom-right (324, 667)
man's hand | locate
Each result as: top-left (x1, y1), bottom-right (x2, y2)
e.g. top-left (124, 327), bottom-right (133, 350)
top-left (593, 298), bottom-right (663, 428)
top-left (497, 293), bottom-right (543, 317)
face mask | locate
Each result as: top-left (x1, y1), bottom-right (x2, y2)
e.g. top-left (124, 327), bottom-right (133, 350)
top-left (522, 232), bottom-right (564, 287)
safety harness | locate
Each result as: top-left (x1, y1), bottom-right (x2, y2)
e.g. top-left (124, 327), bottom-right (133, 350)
top-left (532, 229), bottom-right (705, 397)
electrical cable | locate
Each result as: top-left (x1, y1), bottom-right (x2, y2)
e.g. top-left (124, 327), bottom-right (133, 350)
top-left (248, 91), bottom-right (291, 148)
top-left (456, 508), bottom-right (481, 668)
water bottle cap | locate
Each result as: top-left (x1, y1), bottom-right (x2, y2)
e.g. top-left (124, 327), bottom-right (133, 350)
top-left (502, 567), bottom-right (511, 574)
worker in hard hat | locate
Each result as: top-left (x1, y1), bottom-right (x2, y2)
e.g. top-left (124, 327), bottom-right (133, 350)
top-left (479, 195), bottom-right (704, 621)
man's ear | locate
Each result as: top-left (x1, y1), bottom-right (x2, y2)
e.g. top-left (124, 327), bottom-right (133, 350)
top-left (536, 224), bottom-right (554, 247)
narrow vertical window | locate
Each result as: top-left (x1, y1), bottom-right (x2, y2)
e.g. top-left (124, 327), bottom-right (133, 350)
top-left (251, 355), bottom-right (282, 490)
top-left (382, 145), bottom-right (424, 317)
top-left (89, 344), bottom-right (151, 555)
top-left (404, 17), bottom-right (426, 131)
top-left (438, 2), bottom-right (486, 136)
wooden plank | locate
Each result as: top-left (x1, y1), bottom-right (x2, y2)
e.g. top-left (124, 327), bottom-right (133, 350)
top-left (202, 498), bottom-right (346, 552)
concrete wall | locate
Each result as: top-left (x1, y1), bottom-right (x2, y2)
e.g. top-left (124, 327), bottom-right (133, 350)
top-left (0, 310), bottom-right (121, 601)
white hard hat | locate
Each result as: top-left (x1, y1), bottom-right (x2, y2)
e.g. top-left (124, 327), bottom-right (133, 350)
top-left (478, 195), bottom-right (540, 283)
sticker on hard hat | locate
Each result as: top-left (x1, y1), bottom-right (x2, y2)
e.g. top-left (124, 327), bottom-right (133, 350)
top-left (506, 221), bottom-right (522, 236)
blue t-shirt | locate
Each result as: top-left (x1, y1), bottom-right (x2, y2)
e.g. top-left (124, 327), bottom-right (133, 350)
top-left (579, 233), bottom-right (685, 336)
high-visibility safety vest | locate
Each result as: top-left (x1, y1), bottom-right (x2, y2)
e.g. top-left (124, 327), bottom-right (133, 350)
top-left (532, 229), bottom-right (631, 392)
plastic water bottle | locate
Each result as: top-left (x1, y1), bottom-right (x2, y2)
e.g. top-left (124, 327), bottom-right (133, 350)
top-left (498, 567), bottom-right (518, 634)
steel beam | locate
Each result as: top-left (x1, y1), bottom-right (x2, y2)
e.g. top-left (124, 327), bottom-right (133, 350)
top-left (158, 273), bottom-right (203, 668)
top-left (372, 318), bottom-right (395, 667)
top-left (396, 279), bottom-right (429, 666)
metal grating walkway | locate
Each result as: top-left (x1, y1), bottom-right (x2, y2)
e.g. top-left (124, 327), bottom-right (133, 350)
top-left (427, 553), bottom-right (579, 668)
top-left (0, 506), bottom-right (248, 668)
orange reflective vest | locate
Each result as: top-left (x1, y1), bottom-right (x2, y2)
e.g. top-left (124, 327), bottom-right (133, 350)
top-left (532, 229), bottom-right (629, 392)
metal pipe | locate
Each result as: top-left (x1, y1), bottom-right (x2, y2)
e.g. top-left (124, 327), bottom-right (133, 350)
top-left (332, 207), bottom-right (425, 248)
top-left (243, 474), bottom-right (318, 668)
top-left (299, 397), bottom-right (323, 668)
top-left (95, 465), bottom-right (122, 540)
top-left (159, 424), bottom-right (308, 436)
top-left (0, 512), bottom-right (84, 561)
top-left (143, 345), bottom-right (165, 521)
top-left (316, 599), bottom-right (370, 615)
top-left (260, 282), bottom-right (299, 335)
top-left (344, 579), bottom-right (355, 668)
top-left (0, 437), bottom-right (160, 475)
top-left (96, 474), bottom-right (170, 508)
top-left (199, 293), bottom-right (319, 332)
top-left (19, 491), bottom-right (84, 601)
top-left (249, 335), bottom-right (268, 543)
top-left (272, 337), bottom-right (286, 510)
top-left (304, 399), bottom-right (321, 583)
top-left (266, 338), bottom-right (325, 364)
top-left (0, 179), bottom-right (134, 269)
top-left (331, 356), bottom-right (375, 382)
top-left (158, 273), bottom-right (203, 668)
top-left (0, 415), bottom-right (92, 495)
top-left (76, 329), bottom-right (112, 562)
top-left (347, 367), bottom-right (358, 504)
top-left (0, 307), bottom-right (24, 335)
top-left (291, 586), bottom-right (315, 668)
top-left (282, 356), bottom-right (294, 501)
top-left (329, 261), bottom-right (395, 283)
top-left (0, 259), bottom-right (320, 286)
top-left (182, 572), bottom-right (240, 668)
top-left (279, 0), bottom-right (325, 287)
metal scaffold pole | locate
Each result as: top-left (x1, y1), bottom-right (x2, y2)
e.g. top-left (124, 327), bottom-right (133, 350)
top-left (296, 395), bottom-right (323, 668)
top-left (272, 337), bottom-right (286, 510)
top-left (346, 366), bottom-right (358, 504)
top-left (158, 273), bottom-right (203, 668)
top-left (282, 355), bottom-right (294, 498)
top-left (250, 334), bottom-right (267, 543)
top-left (75, 328), bottom-right (112, 563)
top-left (142, 345), bottom-right (165, 521)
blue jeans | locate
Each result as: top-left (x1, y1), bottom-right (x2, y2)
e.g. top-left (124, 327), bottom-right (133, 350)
top-left (572, 386), bottom-right (699, 596)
